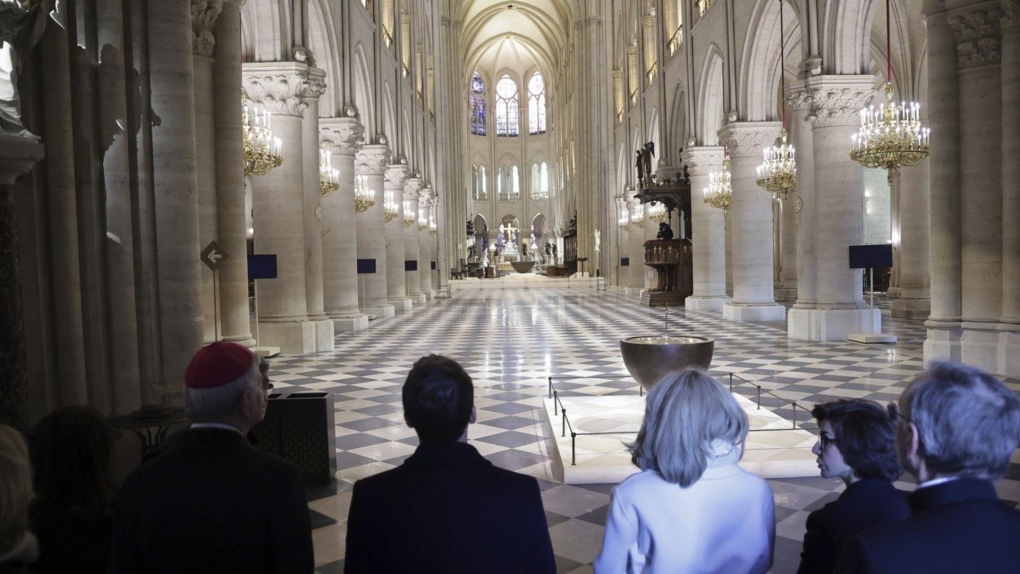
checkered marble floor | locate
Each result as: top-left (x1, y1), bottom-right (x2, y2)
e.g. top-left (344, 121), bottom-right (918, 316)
top-left (265, 281), bottom-right (1020, 573)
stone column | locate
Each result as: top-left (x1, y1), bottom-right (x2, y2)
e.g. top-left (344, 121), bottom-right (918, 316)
top-left (384, 163), bottom-right (412, 310)
top-left (355, 144), bottom-right (394, 318)
top-left (0, 138), bottom-right (44, 429)
top-left (99, 0), bottom-right (142, 412)
top-left (1001, 0), bottom-right (1020, 374)
top-left (788, 76), bottom-right (878, 340)
top-left (211, 0), bottom-right (255, 347)
top-left (243, 63), bottom-right (316, 353)
top-left (150, 0), bottom-right (204, 382)
top-left (627, 196), bottom-right (646, 293)
top-left (788, 81), bottom-right (818, 306)
top-left (718, 122), bottom-right (786, 322)
top-left (404, 177), bottom-right (425, 305)
top-left (319, 117), bottom-right (368, 332)
top-left (923, 0), bottom-right (964, 361)
top-left (777, 188), bottom-right (799, 301)
top-left (300, 67), bottom-right (334, 351)
top-left (682, 147), bottom-right (729, 311)
top-left (419, 188), bottom-right (436, 299)
top-left (193, 0), bottom-right (222, 344)
top-left (890, 160), bottom-right (932, 319)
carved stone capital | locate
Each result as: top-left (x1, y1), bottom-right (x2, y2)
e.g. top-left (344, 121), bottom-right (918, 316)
top-left (681, 147), bottom-right (725, 177)
top-left (1004, 0), bottom-right (1020, 30)
top-left (786, 83), bottom-right (815, 112)
top-left (384, 164), bottom-right (408, 190)
top-left (192, 0), bottom-right (224, 57)
top-left (243, 63), bottom-right (314, 116)
top-left (950, 8), bottom-right (1004, 67)
top-left (803, 79), bottom-right (874, 128)
top-left (319, 117), bottom-right (364, 157)
top-left (404, 177), bottom-right (423, 200)
top-left (717, 122), bottom-right (782, 159)
top-left (355, 144), bottom-right (390, 176)
top-left (301, 67), bottom-right (327, 99)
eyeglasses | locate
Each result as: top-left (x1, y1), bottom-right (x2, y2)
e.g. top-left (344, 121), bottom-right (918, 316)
top-left (817, 434), bottom-right (840, 450)
top-left (888, 402), bottom-right (911, 424)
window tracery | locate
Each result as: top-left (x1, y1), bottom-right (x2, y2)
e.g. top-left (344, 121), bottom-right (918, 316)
top-left (495, 75), bottom-right (519, 136)
top-left (528, 72), bottom-right (546, 134)
top-left (470, 73), bottom-right (486, 135)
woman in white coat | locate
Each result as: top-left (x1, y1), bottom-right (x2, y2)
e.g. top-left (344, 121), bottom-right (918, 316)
top-left (594, 369), bottom-right (775, 574)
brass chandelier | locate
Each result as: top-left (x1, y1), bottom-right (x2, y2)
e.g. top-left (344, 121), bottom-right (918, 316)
top-left (319, 148), bottom-right (339, 197)
top-left (617, 196), bottom-right (629, 230)
top-left (704, 156), bottom-right (733, 210)
top-left (849, 0), bottom-right (929, 183)
top-left (384, 191), bottom-right (400, 222)
top-left (755, 0), bottom-right (797, 202)
top-left (354, 174), bottom-right (375, 212)
top-left (242, 97), bottom-right (283, 176)
top-left (403, 199), bottom-right (416, 227)
top-left (647, 201), bottom-right (668, 224)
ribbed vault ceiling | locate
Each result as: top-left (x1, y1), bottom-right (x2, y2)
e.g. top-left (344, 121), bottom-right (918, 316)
top-left (460, 0), bottom-right (572, 80)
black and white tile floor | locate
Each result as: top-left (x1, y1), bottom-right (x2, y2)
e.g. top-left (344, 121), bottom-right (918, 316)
top-left (266, 281), bottom-right (1020, 573)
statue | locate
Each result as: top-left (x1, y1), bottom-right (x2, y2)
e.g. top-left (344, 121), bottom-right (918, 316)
top-left (0, 0), bottom-right (61, 139)
top-left (656, 222), bottom-right (674, 241)
top-left (635, 149), bottom-right (644, 182)
top-left (643, 141), bottom-right (655, 178)
top-left (594, 229), bottom-right (601, 254)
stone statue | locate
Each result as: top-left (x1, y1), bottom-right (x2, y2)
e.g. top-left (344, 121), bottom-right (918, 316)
top-left (635, 149), bottom-right (644, 181)
top-left (594, 229), bottom-right (601, 254)
top-left (0, 0), bottom-right (61, 139)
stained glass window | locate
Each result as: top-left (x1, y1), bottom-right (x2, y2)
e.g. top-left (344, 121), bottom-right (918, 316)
top-left (470, 73), bottom-right (486, 135)
top-left (495, 75), bottom-right (519, 137)
top-left (528, 72), bottom-right (546, 134)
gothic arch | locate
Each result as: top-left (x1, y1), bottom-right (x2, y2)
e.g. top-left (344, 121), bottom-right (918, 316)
top-left (828, 0), bottom-right (880, 75)
top-left (696, 45), bottom-right (725, 146)
top-left (352, 43), bottom-right (375, 136)
top-left (667, 82), bottom-right (687, 164)
top-left (741, 0), bottom-right (801, 122)
top-left (308, 0), bottom-right (341, 115)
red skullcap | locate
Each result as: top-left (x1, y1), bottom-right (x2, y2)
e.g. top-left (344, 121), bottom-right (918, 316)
top-left (185, 342), bottom-right (254, 389)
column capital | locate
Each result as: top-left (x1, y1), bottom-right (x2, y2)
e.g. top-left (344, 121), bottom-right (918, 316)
top-left (242, 62), bottom-right (317, 116)
top-left (0, 135), bottom-right (44, 184)
top-left (355, 144), bottom-right (390, 175)
top-left (681, 146), bottom-right (725, 177)
top-left (403, 177), bottom-right (423, 200)
top-left (385, 164), bottom-right (409, 190)
top-left (319, 117), bottom-right (364, 156)
top-left (717, 122), bottom-right (782, 159)
top-left (949, 7), bottom-right (1004, 67)
top-left (192, 0), bottom-right (224, 57)
top-left (787, 75), bottom-right (873, 128)
top-left (1004, 0), bottom-right (1019, 30)
top-left (301, 67), bottom-right (327, 99)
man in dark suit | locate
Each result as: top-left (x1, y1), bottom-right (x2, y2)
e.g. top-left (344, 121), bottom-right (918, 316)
top-left (835, 361), bottom-right (1020, 574)
top-left (344, 354), bottom-right (555, 574)
top-left (109, 342), bottom-right (313, 574)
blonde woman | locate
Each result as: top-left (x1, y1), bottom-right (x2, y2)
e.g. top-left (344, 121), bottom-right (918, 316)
top-left (0, 425), bottom-right (36, 573)
top-left (594, 369), bottom-right (775, 574)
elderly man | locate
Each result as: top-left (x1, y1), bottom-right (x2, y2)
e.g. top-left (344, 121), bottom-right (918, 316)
top-left (835, 361), bottom-right (1020, 573)
top-left (109, 342), bottom-right (313, 574)
top-left (344, 354), bottom-right (555, 573)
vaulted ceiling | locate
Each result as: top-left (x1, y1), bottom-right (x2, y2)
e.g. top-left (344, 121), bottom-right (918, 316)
top-left (460, 1), bottom-right (572, 81)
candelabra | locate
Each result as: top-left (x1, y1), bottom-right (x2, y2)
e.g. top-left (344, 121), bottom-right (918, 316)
top-left (850, 0), bottom-right (929, 183)
top-left (755, 0), bottom-right (796, 202)
top-left (354, 174), bottom-right (375, 212)
top-left (704, 158), bottom-right (733, 210)
top-left (242, 99), bottom-right (283, 176)
top-left (617, 196), bottom-right (629, 230)
top-left (429, 216), bottom-right (437, 235)
top-left (319, 148), bottom-right (339, 197)
top-left (384, 191), bottom-right (400, 222)
top-left (629, 202), bottom-right (645, 228)
top-left (403, 199), bottom-right (415, 228)
top-left (647, 201), bottom-right (668, 224)
top-left (418, 208), bottom-right (428, 231)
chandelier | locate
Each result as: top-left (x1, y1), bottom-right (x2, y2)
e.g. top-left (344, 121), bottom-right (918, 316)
top-left (755, 0), bottom-right (797, 202)
top-left (647, 201), bottom-right (668, 224)
top-left (629, 202), bottom-right (645, 228)
top-left (704, 157), bottom-right (733, 210)
top-left (617, 197), bottom-right (629, 230)
top-left (354, 174), bottom-right (375, 212)
top-left (242, 98), bottom-right (283, 176)
top-left (429, 215), bottom-right (437, 235)
top-left (849, 0), bottom-right (929, 183)
top-left (384, 191), bottom-right (400, 222)
top-left (319, 148), bottom-right (339, 197)
top-left (418, 208), bottom-right (428, 231)
top-left (403, 199), bottom-right (415, 228)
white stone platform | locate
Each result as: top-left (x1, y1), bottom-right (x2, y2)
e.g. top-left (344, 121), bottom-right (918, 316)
top-left (541, 393), bottom-right (818, 484)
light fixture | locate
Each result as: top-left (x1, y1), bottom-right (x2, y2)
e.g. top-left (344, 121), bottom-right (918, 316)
top-left (647, 201), bottom-right (668, 224)
top-left (755, 0), bottom-right (797, 202)
top-left (704, 155), bottom-right (733, 210)
top-left (354, 174), bottom-right (375, 212)
top-left (629, 202), bottom-right (645, 228)
top-left (850, 0), bottom-right (929, 183)
top-left (418, 208), bottom-right (428, 231)
top-left (403, 199), bottom-right (415, 227)
top-left (384, 191), bottom-right (399, 222)
top-left (429, 215), bottom-right (437, 235)
top-left (242, 96), bottom-right (283, 176)
top-left (617, 196), bottom-right (629, 230)
top-left (319, 148), bottom-right (339, 197)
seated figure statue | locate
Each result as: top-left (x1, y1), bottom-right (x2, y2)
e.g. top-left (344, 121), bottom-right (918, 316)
top-left (0, 0), bottom-right (61, 139)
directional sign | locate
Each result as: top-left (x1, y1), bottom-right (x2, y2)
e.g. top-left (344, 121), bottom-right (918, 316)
top-left (201, 241), bottom-right (229, 271)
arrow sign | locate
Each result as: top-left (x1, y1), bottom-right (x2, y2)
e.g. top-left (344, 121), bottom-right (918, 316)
top-left (201, 241), bottom-right (229, 271)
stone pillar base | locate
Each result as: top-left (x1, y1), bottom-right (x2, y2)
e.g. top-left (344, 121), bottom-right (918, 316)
top-left (625, 287), bottom-right (644, 296)
top-left (774, 288), bottom-right (798, 302)
top-left (885, 287), bottom-right (902, 299)
top-left (924, 319), bottom-right (963, 364)
top-left (258, 320), bottom-right (317, 355)
top-left (221, 335), bottom-right (258, 348)
top-left (423, 289), bottom-right (435, 301)
top-left (639, 290), bottom-right (686, 307)
top-left (724, 303), bottom-right (787, 323)
top-left (685, 296), bottom-right (730, 312)
top-left (315, 320), bottom-right (334, 351)
top-left (409, 293), bottom-right (426, 306)
top-left (890, 298), bottom-right (931, 319)
top-left (788, 307), bottom-right (879, 341)
top-left (388, 297), bottom-right (413, 311)
top-left (365, 303), bottom-right (395, 319)
top-left (331, 314), bottom-right (369, 333)
top-left (998, 325), bottom-right (1020, 378)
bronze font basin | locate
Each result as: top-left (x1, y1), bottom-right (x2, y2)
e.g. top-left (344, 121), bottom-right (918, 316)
top-left (510, 261), bottom-right (536, 273)
top-left (620, 335), bottom-right (715, 391)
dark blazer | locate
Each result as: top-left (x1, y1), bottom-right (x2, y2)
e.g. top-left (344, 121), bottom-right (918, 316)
top-left (797, 479), bottom-right (910, 574)
top-left (344, 441), bottom-right (555, 574)
top-left (108, 428), bottom-right (313, 574)
top-left (29, 508), bottom-right (111, 574)
top-left (835, 478), bottom-right (1020, 574)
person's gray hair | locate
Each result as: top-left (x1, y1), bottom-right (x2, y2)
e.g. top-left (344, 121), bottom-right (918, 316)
top-left (184, 353), bottom-right (262, 423)
top-left (629, 368), bottom-right (749, 487)
top-left (0, 425), bottom-right (32, 553)
top-left (907, 361), bottom-right (1020, 480)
